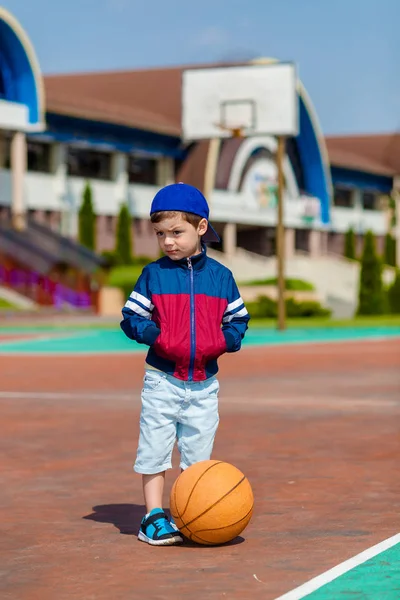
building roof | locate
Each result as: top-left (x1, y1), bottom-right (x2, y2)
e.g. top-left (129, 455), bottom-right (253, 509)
top-left (44, 64), bottom-right (400, 179)
top-left (44, 66), bottom-right (184, 136)
top-left (325, 133), bottom-right (400, 176)
top-left (44, 61), bottom-right (252, 138)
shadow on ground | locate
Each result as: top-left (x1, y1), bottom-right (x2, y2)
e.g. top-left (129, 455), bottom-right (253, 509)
top-left (83, 503), bottom-right (245, 547)
top-left (83, 503), bottom-right (145, 535)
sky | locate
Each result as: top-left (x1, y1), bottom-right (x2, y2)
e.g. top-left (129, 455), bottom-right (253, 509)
top-left (2, 0), bottom-right (399, 135)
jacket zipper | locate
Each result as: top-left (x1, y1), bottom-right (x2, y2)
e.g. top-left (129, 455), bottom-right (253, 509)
top-left (187, 257), bottom-right (195, 381)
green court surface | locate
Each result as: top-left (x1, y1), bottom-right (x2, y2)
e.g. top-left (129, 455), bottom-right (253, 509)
top-left (277, 537), bottom-right (400, 600)
top-left (0, 325), bottom-right (400, 354)
top-left (307, 544), bottom-right (400, 599)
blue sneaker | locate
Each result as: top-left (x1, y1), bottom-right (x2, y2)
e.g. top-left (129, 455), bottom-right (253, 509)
top-left (138, 509), bottom-right (183, 546)
top-left (169, 515), bottom-right (180, 532)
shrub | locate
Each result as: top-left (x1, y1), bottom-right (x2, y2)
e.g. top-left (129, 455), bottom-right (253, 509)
top-left (344, 227), bottom-right (356, 260)
top-left (387, 270), bottom-right (400, 314)
top-left (357, 231), bottom-right (385, 315)
top-left (384, 233), bottom-right (396, 267)
top-left (246, 295), bottom-right (331, 319)
top-left (115, 204), bottom-right (133, 265)
top-left (78, 182), bottom-right (96, 251)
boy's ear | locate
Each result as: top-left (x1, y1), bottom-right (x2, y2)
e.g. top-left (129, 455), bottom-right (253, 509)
top-left (198, 218), bottom-right (208, 236)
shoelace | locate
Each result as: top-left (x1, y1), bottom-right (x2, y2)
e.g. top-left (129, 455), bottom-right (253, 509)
top-left (152, 517), bottom-right (171, 534)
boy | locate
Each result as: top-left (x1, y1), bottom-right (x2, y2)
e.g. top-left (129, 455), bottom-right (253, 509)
top-left (120, 182), bottom-right (250, 546)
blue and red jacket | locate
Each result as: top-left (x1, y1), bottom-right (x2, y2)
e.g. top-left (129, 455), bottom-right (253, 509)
top-left (120, 247), bottom-right (250, 381)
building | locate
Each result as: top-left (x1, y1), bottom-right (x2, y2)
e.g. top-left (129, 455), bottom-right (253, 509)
top-left (0, 7), bottom-right (398, 267)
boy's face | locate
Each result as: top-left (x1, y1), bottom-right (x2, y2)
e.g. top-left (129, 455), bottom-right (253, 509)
top-left (153, 214), bottom-right (208, 260)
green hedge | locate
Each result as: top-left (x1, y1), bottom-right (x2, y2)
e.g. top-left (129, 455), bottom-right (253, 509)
top-left (107, 261), bottom-right (154, 299)
top-left (246, 295), bottom-right (331, 319)
top-left (239, 277), bottom-right (315, 291)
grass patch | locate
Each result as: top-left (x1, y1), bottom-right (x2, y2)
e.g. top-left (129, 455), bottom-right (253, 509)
top-left (248, 315), bottom-right (400, 328)
top-left (107, 264), bottom-right (145, 298)
top-left (0, 298), bottom-right (18, 310)
top-left (239, 277), bottom-right (315, 291)
top-left (107, 265), bottom-right (144, 287)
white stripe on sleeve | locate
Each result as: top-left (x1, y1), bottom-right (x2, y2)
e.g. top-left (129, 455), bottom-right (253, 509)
top-left (222, 306), bottom-right (248, 323)
top-left (130, 291), bottom-right (154, 311)
top-left (124, 299), bottom-right (151, 319)
top-left (224, 297), bottom-right (244, 315)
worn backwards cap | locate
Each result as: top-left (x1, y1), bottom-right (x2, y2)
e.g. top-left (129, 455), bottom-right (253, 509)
top-left (150, 182), bottom-right (220, 243)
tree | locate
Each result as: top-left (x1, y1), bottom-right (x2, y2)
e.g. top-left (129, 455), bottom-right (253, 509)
top-left (384, 233), bottom-right (396, 267)
top-left (78, 182), bottom-right (96, 251)
top-left (388, 270), bottom-right (400, 314)
top-left (115, 203), bottom-right (132, 265)
top-left (344, 227), bottom-right (356, 260)
top-left (357, 231), bottom-right (385, 315)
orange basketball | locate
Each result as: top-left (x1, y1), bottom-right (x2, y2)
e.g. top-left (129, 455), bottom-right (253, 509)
top-left (170, 460), bottom-right (254, 545)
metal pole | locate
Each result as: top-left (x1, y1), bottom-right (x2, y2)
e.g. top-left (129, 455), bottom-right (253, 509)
top-left (276, 135), bottom-right (286, 331)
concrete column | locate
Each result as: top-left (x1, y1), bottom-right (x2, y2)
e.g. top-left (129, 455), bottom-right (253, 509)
top-left (112, 152), bottom-right (128, 204)
top-left (11, 131), bottom-right (27, 230)
top-left (320, 230), bottom-right (329, 255)
top-left (352, 189), bottom-right (364, 235)
top-left (309, 229), bottom-right (322, 258)
top-left (51, 144), bottom-right (69, 235)
top-left (203, 138), bottom-right (221, 204)
top-left (285, 228), bottom-right (295, 258)
top-left (156, 156), bottom-right (174, 187)
top-left (223, 222), bottom-right (237, 257)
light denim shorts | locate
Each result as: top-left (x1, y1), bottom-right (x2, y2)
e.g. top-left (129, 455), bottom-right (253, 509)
top-left (134, 369), bottom-right (220, 474)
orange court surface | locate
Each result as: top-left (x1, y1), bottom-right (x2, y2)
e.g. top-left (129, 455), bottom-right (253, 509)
top-left (0, 333), bottom-right (399, 599)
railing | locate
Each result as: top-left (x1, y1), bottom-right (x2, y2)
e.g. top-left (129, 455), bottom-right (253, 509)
top-left (0, 265), bottom-right (92, 309)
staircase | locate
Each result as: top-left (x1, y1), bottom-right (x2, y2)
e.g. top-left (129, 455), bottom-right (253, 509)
top-left (0, 219), bottom-right (106, 310)
top-left (208, 248), bottom-right (396, 318)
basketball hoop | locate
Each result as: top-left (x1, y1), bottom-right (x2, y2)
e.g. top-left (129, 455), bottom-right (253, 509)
top-left (214, 122), bottom-right (245, 138)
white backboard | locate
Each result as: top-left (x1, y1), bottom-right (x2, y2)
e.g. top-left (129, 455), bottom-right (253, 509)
top-left (182, 63), bottom-right (298, 141)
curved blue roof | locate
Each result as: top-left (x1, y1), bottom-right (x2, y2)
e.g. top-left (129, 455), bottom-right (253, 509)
top-left (0, 9), bottom-right (44, 129)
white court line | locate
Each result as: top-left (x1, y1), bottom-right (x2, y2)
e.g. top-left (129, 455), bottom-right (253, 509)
top-left (0, 330), bottom-right (100, 348)
top-left (0, 390), bottom-right (133, 401)
top-left (273, 533), bottom-right (400, 600)
top-left (0, 391), bottom-right (398, 410)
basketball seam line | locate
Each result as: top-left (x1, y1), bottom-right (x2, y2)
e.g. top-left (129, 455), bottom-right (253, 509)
top-left (178, 461), bottom-right (224, 519)
top-left (193, 505), bottom-right (253, 535)
top-left (180, 475), bottom-right (246, 529)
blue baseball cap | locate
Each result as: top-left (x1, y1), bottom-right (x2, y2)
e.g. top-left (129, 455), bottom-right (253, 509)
top-left (150, 182), bottom-right (220, 243)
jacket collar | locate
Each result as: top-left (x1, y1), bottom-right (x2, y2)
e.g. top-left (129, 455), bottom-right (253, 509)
top-left (171, 244), bottom-right (207, 271)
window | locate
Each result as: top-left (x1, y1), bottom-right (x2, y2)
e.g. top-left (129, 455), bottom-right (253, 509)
top-left (128, 156), bottom-right (157, 184)
top-left (362, 192), bottom-right (378, 211)
top-left (67, 148), bottom-right (112, 180)
top-left (3, 136), bottom-right (11, 169)
top-left (27, 142), bottom-right (51, 173)
top-left (333, 186), bottom-right (354, 208)
top-left (2, 138), bottom-right (52, 172)
top-left (174, 158), bottom-right (184, 178)
top-left (295, 229), bottom-right (309, 252)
